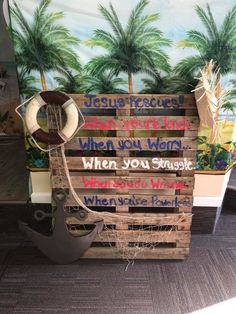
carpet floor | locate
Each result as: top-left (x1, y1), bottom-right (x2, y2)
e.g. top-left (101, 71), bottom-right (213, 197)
top-left (0, 209), bottom-right (236, 314)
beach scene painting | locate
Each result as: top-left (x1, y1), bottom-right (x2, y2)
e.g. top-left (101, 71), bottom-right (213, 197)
top-left (6, 0), bottom-right (236, 169)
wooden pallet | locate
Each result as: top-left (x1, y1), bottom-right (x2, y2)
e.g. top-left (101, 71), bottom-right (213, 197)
top-left (49, 94), bottom-right (199, 259)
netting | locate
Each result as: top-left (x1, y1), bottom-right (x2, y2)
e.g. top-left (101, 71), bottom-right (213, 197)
top-left (66, 213), bottom-right (188, 266)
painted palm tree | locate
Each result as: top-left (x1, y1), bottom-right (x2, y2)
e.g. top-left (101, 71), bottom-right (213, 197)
top-left (141, 72), bottom-right (167, 94)
top-left (86, 0), bottom-right (171, 93)
top-left (10, 0), bottom-right (80, 90)
top-left (141, 72), bottom-right (197, 94)
top-left (17, 67), bottom-right (39, 99)
top-left (230, 79), bottom-right (236, 98)
top-left (175, 3), bottom-right (236, 99)
top-left (55, 71), bottom-right (85, 93)
top-left (221, 79), bottom-right (236, 114)
top-left (83, 71), bottom-right (127, 93)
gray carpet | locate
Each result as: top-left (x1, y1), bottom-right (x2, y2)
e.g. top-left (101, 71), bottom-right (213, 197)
top-left (0, 138), bottom-right (29, 203)
top-left (0, 211), bottom-right (236, 314)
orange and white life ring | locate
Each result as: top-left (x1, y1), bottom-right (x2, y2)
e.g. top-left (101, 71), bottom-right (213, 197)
top-left (25, 91), bottom-right (79, 145)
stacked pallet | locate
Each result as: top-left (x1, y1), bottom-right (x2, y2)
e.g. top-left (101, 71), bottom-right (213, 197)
top-left (50, 94), bottom-right (199, 259)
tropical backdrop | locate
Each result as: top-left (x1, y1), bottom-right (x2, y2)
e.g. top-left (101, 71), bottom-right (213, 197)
top-left (6, 0), bottom-right (236, 169)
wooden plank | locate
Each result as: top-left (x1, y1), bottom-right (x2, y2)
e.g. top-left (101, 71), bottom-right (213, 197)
top-left (65, 194), bottom-right (193, 208)
top-left (82, 247), bottom-right (189, 259)
top-left (69, 94), bottom-right (196, 110)
top-left (66, 137), bottom-right (197, 151)
top-left (82, 116), bottom-right (199, 131)
top-left (67, 175), bottom-right (194, 190)
top-left (66, 212), bottom-right (192, 226)
top-left (70, 230), bottom-right (190, 243)
top-left (176, 241), bottom-right (191, 248)
top-left (53, 157), bottom-right (195, 171)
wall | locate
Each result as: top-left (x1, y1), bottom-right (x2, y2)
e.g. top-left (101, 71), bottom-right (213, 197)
top-left (0, 0), bottom-right (21, 134)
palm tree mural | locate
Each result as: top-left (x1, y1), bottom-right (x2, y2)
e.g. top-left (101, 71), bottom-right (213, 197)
top-left (86, 0), bottom-right (171, 93)
top-left (175, 3), bottom-right (236, 99)
top-left (17, 67), bottom-right (39, 99)
top-left (55, 71), bottom-right (85, 93)
top-left (83, 71), bottom-right (127, 93)
top-left (141, 71), bottom-right (197, 94)
top-left (10, 0), bottom-right (80, 90)
top-left (141, 72), bottom-right (167, 94)
top-left (221, 79), bottom-right (236, 114)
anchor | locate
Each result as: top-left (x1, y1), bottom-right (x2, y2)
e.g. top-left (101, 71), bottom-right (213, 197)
top-left (19, 188), bottom-right (104, 264)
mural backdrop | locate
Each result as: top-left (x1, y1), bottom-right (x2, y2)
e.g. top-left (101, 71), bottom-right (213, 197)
top-left (7, 0), bottom-right (236, 169)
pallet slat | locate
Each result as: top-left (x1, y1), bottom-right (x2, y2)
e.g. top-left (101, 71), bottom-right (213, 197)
top-left (51, 157), bottom-right (195, 171)
top-left (82, 116), bottom-right (199, 131)
top-left (65, 194), bottom-right (193, 208)
top-left (66, 137), bottom-right (197, 151)
top-left (66, 212), bottom-right (192, 226)
top-left (72, 175), bottom-right (193, 189)
top-left (53, 175), bottom-right (194, 190)
top-left (70, 230), bottom-right (191, 244)
top-left (82, 247), bottom-right (189, 259)
top-left (69, 93), bottom-right (196, 110)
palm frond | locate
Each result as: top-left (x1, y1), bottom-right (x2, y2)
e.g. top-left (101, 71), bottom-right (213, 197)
top-left (177, 3), bottom-right (236, 78)
top-left (33, 0), bottom-right (52, 31)
top-left (132, 14), bottom-right (160, 37)
top-left (221, 4), bottom-right (236, 40)
top-left (98, 4), bottom-right (124, 38)
top-left (109, 3), bottom-right (125, 38)
top-left (10, 1), bottom-right (33, 38)
top-left (205, 4), bottom-right (219, 39)
top-left (86, 29), bottom-right (116, 49)
top-left (175, 56), bottom-right (205, 77)
top-left (127, 0), bottom-right (150, 35)
top-left (182, 30), bottom-right (210, 51)
top-left (55, 70), bottom-right (85, 93)
top-left (195, 4), bottom-right (218, 40)
top-left (83, 71), bottom-right (127, 94)
top-left (17, 67), bottom-right (39, 99)
top-left (85, 55), bottom-right (122, 76)
top-left (36, 12), bottom-right (65, 34)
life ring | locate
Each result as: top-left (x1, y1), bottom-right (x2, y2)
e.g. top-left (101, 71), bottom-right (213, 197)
top-left (25, 91), bottom-right (79, 145)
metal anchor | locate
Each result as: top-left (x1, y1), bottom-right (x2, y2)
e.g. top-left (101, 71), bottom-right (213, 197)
top-left (19, 189), bottom-right (104, 264)
top-left (34, 209), bottom-right (53, 221)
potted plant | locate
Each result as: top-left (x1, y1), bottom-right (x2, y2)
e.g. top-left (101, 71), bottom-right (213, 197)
top-left (193, 61), bottom-right (236, 231)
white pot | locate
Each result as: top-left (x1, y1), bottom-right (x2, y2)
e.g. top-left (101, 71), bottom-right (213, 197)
top-left (193, 170), bottom-right (232, 207)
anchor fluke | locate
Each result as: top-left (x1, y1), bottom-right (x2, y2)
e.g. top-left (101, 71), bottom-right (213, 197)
top-left (19, 189), bottom-right (104, 264)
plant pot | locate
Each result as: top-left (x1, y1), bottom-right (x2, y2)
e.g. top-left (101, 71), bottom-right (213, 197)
top-left (192, 169), bottom-right (232, 233)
